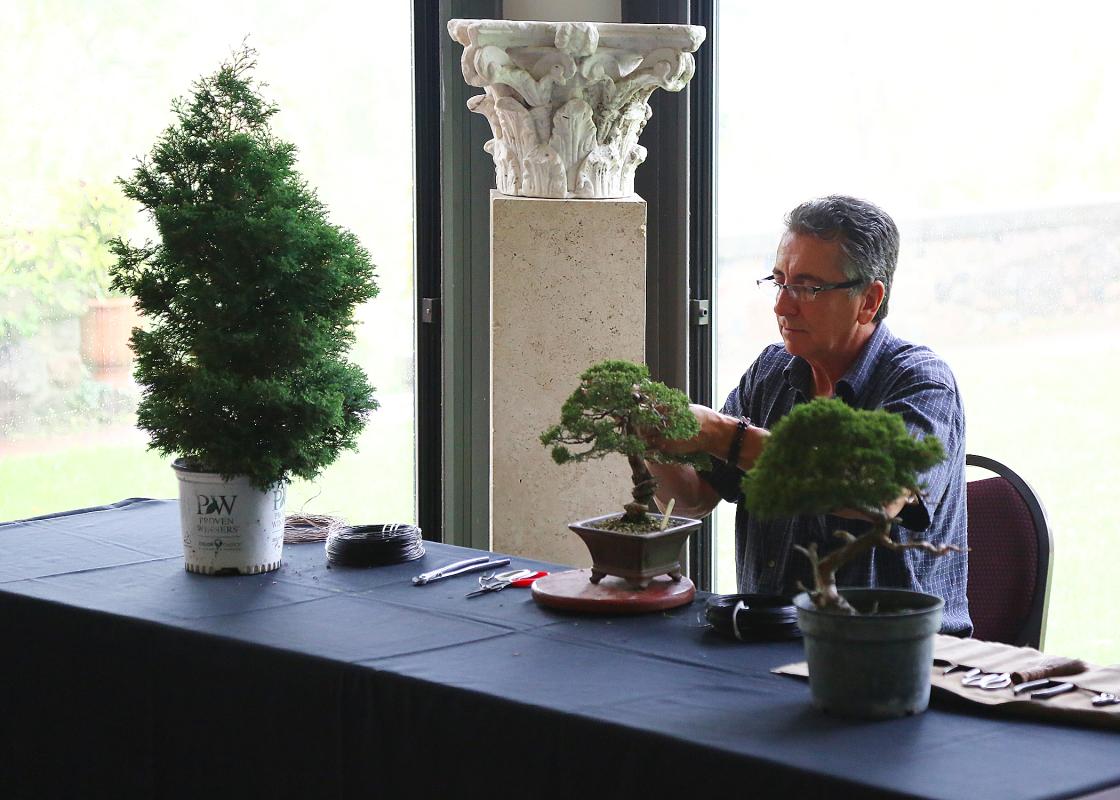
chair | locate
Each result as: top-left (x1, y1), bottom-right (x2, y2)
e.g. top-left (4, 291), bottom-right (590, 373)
top-left (965, 454), bottom-right (1054, 649)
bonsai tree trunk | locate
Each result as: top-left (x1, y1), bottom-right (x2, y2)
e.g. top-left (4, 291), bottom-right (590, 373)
top-left (799, 514), bottom-right (892, 613)
top-left (624, 453), bottom-right (657, 524)
top-left (798, 509), bottom-right (962, 614)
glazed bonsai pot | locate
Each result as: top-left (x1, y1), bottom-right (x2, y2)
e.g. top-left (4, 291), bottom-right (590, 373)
top-left (794, 587), bottom-right (944, 719)
top-left (568, 513), bottom-right (701, 589)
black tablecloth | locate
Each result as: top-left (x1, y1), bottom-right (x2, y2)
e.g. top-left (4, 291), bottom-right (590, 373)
top-left (1, 500), bottom-right (1117, 799)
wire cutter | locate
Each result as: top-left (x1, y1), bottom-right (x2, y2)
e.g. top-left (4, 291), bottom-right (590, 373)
top-left (465, 569), bottom-right (548, 598)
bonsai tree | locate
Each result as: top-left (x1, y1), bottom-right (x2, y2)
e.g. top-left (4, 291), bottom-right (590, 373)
top-left (109, 45), bottom-right (378, 490)
top-left (741, 397), bottom-right (961, 612)
top-left (540, 359), bottom-right (710, 530)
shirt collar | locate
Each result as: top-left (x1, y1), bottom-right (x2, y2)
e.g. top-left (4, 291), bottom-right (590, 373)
top-left (836, 322), bottom-right (891, 402)
top-left (782, 322), bottom-right (892, 403)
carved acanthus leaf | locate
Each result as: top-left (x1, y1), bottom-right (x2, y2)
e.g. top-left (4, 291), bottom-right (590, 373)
top-left (549, 99), bottom-right (596, 194)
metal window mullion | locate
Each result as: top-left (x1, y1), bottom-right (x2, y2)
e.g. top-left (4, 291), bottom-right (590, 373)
top-left (414, 0), bottom-right (443, 542)
top-left (687, 0), bottom-right (717, 590)
top-left (438, 0), bottom-right (499, 550)
top-left (623, 0), bottom-right (691, 392)
top-left (623, 0), bottom-right (718, 589)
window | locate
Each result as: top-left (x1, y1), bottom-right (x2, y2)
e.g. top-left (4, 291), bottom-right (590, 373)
top-left (714, 1), bottom-right (1119, 662)
top-left (0, 1), bottom-right (416, 524)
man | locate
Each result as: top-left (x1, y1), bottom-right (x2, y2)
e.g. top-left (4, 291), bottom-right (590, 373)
top-left (650, 195), bottom-right (971, 635)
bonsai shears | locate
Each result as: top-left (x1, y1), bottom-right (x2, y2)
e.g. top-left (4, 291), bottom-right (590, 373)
top-left (465, 569), bottom-right (549, 598)
top-left (960, 669), bottom-right (1012, 690)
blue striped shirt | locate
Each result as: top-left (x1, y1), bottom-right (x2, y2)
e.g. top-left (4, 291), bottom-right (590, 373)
top-left (702, 323), bottom-right (972, 635)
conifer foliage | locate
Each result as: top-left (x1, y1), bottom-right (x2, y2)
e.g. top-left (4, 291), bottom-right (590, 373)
top-left (110, 46), bottom-right (379, 489)
top-left (541, 360), bottom-right (709, 525)
top-left (742, 398), bottom-right (959, 611)
top-left (742, 398), bottom-right (944, 519)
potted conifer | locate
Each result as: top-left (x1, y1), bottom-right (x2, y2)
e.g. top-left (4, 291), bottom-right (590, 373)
top-left (742, 397), bottom-right (961, 718)
top-left (540, 360), bottom-right (710, 588)
top-left (110, 46), bottom-right (378, 576)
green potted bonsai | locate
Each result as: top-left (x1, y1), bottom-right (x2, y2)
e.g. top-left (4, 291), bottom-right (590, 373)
top-left (742, 397), bottom-right (961, 718)
top-left (110, 45), bottom-right (378, 575)
top-left (540, 359), bottom-right (709, 588)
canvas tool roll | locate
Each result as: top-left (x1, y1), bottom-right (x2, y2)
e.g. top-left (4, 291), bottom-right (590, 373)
top-left (929, 636), bottom-right (1120, 728)
top-left (775, 635), bottom-right (1120, 730)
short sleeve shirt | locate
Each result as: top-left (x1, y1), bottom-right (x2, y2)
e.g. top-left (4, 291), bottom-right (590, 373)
top-left (701, 323), bottom-right (972, 636)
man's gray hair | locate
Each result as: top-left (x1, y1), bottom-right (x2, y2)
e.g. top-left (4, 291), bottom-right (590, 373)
top-left (785, 196), bottom-right (899, 322)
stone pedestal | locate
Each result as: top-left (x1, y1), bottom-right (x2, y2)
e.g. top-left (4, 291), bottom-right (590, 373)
top-left (490, 191), bottom-right (646, 565)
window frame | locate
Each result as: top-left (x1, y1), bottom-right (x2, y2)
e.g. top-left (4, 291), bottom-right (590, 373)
top-left (622, 0), bottom-right (718, 588)
top-left (413, 0), bottom-right (501, 548)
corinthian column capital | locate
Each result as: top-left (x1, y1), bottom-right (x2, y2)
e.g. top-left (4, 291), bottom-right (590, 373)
top-left (448, 19), bottom-right (706, 199)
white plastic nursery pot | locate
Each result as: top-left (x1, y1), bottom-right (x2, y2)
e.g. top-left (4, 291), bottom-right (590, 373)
top-left (172, 459), bottom-right (286, 575)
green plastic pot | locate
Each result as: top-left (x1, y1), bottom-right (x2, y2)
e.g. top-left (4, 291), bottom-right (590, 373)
top-left (794, 587), bottom-right (944, 719)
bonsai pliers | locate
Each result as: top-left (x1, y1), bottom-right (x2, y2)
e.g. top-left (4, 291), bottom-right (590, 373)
top-left (412, 556), bottom-right (511, 585)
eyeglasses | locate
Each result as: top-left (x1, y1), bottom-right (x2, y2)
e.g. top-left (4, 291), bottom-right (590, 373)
top-left (755, 275), bottom-right (863, 303)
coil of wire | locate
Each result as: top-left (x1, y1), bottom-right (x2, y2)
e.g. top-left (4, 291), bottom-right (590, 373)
top-left (325, 523), bottom-right (425, 567)
top-left (704, 594), bottom-right (801, 642)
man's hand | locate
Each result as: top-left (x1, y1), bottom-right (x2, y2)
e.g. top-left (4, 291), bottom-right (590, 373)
top-left (643, 403), bottom-right (716, 456)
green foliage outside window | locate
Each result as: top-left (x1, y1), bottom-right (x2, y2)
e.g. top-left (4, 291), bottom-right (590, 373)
top-left (0, 184), bottom-right (135, 340)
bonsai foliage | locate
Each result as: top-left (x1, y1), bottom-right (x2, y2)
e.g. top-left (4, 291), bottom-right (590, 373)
top-left (541, 360), bottom-right (709, 525)
top-left (742, 398), bottom-right (960, 612)
top-left (110, 45), bottom-right (378, 489)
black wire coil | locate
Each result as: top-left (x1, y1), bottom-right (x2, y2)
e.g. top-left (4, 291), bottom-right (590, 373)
top-left (325, 524), bottom-right (425, 567)
top-left (705, 594), bottom-right (801, 642)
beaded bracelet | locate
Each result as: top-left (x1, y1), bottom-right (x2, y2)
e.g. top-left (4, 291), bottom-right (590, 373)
top-left (726, 415), bottom-right (751, 467)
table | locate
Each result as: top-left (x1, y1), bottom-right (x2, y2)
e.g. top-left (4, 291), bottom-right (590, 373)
top-left (2, 499), bottom-right (1118, 799)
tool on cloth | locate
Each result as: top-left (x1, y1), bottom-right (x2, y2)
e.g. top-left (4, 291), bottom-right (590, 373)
top-left (1011, 657), bottom-right (1087, 685)
top-left (1010, 679), bottom-right (1118, 703)
top-left (412, 556), bottom-right (512, 585)
top-left (465, 569), bottom-right (549, 598)
top-left (1030, 682), bottom-right (1077, 700)
top-left (960, 669), bottom-right (1012, 690)
top-left (977, 673), bottom-right (1012, 690)
top-left (1013, 678), bottom-right (1058, 695)
top-left (1085, 690), bottom-right (1120, 707)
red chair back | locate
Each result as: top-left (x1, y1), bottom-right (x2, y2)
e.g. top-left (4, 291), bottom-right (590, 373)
top-left (965, 455), bottom-right (1052, 648)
